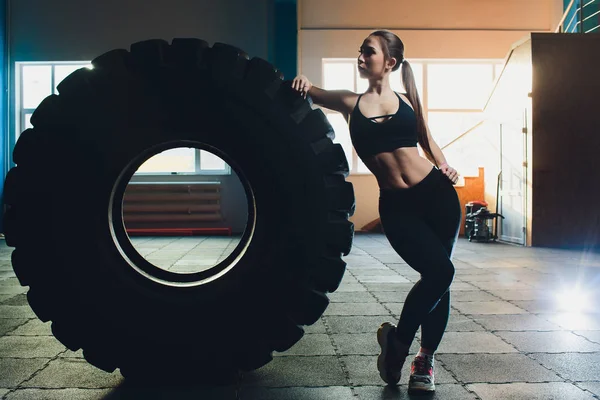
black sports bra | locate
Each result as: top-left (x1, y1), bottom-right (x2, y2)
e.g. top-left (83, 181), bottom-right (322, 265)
top-left (349, 92), bottom-right (418, 159)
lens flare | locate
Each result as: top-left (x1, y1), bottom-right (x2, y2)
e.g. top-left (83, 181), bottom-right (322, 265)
top-left (555, 288), bottom-right (590, 313)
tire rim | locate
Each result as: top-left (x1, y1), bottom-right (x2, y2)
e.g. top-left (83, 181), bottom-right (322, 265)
top-left (108, 140), bottom-right (256, 287)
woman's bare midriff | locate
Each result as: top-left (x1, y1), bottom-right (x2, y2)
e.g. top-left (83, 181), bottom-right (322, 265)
top-left (362, 147), bottom-right (435, 190)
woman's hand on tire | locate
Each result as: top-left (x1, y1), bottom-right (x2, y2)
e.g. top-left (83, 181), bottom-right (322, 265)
top-left (292, 75), bottom-right (312, 99)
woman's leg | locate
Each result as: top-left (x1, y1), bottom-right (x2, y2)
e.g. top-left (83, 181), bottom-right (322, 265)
top-left (379, 169), bottom-right (461, 351)
top-left (419, 291), bottom-right (450, 353)
top-left (419, 175), bottom-right (462, 353)
top-left (379, 209), bottom-right (456, 348)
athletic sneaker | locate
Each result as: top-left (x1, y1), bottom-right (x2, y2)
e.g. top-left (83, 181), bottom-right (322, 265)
top-left (408, 355), bottom-right (435, 393)
top-left (376, 322), bottom-right (408, 385)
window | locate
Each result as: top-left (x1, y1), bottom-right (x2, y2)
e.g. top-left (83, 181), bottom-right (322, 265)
top-left (358, 64), bottom-right (424, 96)
top-left (22, 65), bottom-right (53, 109)
top-left (137, 148), bottom-right (196, 173)
top-left (16, 62), bottom-right (230, 175)
top-left (134, 148), bottom-right (229, 175)
top-left (427, 112), bottom-right (484, 148)
top-left (427, 63), bottom-right (494, 109)
top-left (19, 63), bottom-right (92, 143)
top-left (323, 62), bottom-right (355, 91)
top-left (426, 62), bottom-right (502, 149)
top-left (321, 59), bottom-right (503, 174)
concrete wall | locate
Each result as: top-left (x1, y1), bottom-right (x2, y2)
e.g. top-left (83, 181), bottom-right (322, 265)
top-left (274, 0), bottom-right (298, 79)
top-left (0, 0), bottom-right (6, 232)
top-left (300, 0), bottom-right (555, 31)
top-left (298, 0), bottom-right (559, 231)
top-left (8, 0), bottom-right (272, 62)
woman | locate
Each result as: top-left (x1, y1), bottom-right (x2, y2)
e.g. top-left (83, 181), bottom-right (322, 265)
top-left (292, 30), bottom-right (461, 393)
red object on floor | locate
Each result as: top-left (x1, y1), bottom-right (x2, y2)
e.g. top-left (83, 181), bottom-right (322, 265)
top-left (126, 228), bottom-right (232, 237)
top-left (467, 200), bottom-right (488, 207)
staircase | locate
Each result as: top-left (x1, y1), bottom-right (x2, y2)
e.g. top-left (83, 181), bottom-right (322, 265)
top-left (557, 0), bottom-right (600, 34)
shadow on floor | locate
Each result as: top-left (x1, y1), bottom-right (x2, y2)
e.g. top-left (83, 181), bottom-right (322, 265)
top-left (101, 378), bottom-right (439, 400)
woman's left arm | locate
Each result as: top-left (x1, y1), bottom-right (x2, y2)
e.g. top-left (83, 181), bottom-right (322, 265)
top-left (425, 126), bottom-right (459, 184)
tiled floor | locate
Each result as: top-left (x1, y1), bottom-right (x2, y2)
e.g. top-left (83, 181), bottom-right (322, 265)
top-left (130, 235), bottom-right (242, 273)
top-left (1, 233), bottom-right (600, 399)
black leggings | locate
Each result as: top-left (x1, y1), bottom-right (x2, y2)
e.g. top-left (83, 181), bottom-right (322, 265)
top-left (378, 166), bottom-right (462, 352)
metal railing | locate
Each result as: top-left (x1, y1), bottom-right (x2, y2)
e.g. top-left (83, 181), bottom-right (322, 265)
top-left (556, 0), bottom-right (600, 34)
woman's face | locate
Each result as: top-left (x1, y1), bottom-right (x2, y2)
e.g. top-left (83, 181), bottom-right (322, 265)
top-left (357, 36), bottom-right (395, 79)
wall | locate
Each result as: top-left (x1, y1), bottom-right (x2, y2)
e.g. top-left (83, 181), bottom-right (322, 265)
top-left (8, 0), bottom-right (272, 62)
top-left (301, 0), bottom-right (554, 30)
top-left (274, 0), bottom-right (297, 79)
top-left (299, 0), bottom-right (558, 231)
top-left (531, 33), bottom-right (600, 249)
top-left (345, 174), bottom-right (380, 231)
top-left (128, 172), bottom-right (250, 235)
top-left (0, 0), bottom-right (5, 233)
top-left (4, 0), bottom-right (274, 234)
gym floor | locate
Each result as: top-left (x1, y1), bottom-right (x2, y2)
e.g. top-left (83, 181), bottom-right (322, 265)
top-left (131, 236), bottom-right (243, 273)
top-left (1, 233), bottom-right (600, 399)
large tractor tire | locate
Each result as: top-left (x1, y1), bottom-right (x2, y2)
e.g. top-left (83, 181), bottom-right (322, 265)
top-left (2, 38), bottom-right (355, 382)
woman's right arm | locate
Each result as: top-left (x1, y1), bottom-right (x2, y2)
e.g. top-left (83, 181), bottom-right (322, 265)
top-left (292, 75), bottom-right (356, 115)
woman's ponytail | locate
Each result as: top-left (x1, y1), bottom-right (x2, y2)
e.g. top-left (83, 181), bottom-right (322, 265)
top-left (402, 60), bottom-right (436, 167)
